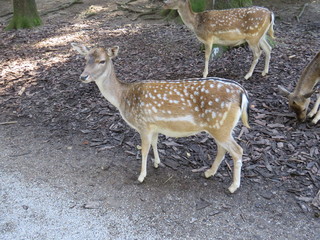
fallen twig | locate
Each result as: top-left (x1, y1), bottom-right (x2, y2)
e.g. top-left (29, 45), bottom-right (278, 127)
top-left (163, 175), bottom-right (173, 184)
top-left (0, 121), bottom-right (17, 125)
top-left (296, 3), bottom-right (308, 22)
top-left (191, 166), bottom-right (208, 173)
top-left (9, 151), bottom-right (32, 157)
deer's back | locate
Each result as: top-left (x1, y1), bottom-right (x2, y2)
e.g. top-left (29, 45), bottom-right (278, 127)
top-left (195, 6), bottom-right (272, 42)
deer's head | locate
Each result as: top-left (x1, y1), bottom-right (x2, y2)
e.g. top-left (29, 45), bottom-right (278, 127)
top-left (278, 85), bottom-right (314, 122)
top-left (71, 43), bottom-right (119, 83)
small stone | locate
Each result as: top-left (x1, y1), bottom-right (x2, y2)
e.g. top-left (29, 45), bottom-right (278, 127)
top-left (22, 205), bottom-right (29, 210)
top-left (277, 142), bottom-right (284, 148)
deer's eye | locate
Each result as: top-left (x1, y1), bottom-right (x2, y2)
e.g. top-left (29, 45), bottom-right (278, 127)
top-left (99, 60), bottom-right (106, 64)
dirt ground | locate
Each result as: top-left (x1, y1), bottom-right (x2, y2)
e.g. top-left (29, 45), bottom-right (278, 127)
top-left (1, 0), bottom-right (320, 239)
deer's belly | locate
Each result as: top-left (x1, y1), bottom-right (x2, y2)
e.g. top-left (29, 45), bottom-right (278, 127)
top-left (151, 116), bottom-right (202, 137)
top-left (212, 36), bottom-right (246, 46)
top-left (158, 127), bottom-right (201, 138)
top-left (197, 32), bottom-right (246, 46)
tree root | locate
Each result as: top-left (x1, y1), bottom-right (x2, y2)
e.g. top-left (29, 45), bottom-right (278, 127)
top-left (116, 1), bottom-right (161, 21)
top-left (2, 0), bottom-right (84, 20)
top-left (41, 0), bottom-right (84, 16)
top-left (0, 12), bottom-right (13, 18)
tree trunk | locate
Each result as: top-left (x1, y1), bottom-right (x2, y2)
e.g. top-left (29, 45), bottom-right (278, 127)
top-left (6, 0), bottom-right (42, 30)
top-left (215, 0), bottom-right (252, 9)
top-left (206, 0), bottom-right (215, 10)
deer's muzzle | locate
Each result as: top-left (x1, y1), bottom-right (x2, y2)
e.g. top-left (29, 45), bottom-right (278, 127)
top-left (80, 75), bottom-right (89, 82)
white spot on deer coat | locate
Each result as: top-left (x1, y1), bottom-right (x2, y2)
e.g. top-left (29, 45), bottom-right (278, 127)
top-left (152, 106), bottom-right (157, 113)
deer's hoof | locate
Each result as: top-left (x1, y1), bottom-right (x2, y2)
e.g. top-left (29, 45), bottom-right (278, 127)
top-left (138, 175), bottom-right (145, 183)
top-left (204, 170), bottom-right (214, 178)
top-left (311, 117), bottom-right (320, 125)
top-left (308, 111), bottom-right (317, 118)
top-left (228, 183), bottom-right (240, 193)
top-left (244, 73), bottom-right (252, 80)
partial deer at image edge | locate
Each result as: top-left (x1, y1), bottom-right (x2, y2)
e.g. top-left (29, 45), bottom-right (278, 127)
top-left (278, 51), bottom-right (320, 124)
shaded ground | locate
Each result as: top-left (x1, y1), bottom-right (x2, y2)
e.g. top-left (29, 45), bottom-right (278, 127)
top-left (1, 0), bottom-right (320, 239)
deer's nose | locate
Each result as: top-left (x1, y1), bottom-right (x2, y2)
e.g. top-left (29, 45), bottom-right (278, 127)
top-left (80, 75), bottom-right (89, 81)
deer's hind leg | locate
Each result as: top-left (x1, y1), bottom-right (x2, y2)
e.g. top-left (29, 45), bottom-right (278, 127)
top-left (221, 138), bottom-right (243, 193)
top-left (151, 132), bottom-right (161, 168)
top-left (260, 36), bottom-right (272, 76)
top-left (206, 131), bottom-right (243, 193)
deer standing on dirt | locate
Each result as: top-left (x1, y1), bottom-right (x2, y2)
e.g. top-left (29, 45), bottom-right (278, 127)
top-left (163, 0), bottom-right (275, 79)
top-left (278, 51), bottom-right (320, 123)
top-left (71, 43), bottom-right (250, 193)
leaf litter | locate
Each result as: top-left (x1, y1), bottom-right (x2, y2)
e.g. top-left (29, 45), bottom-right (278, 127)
top-left (0, 0), bottom-right (319, 216)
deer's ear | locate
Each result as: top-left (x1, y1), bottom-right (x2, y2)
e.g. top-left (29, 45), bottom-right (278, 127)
top-left (302, 90), bottom-right (315, 99)
top-left (107, 46), bottom-right (119, 58)
top-left (278, 85), bottom-right (291, 97)
top-left (71, 43), bottom-right (89, 55)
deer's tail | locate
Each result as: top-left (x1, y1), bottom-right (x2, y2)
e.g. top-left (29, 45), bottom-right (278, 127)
top-left (240, 92), bottom-right (250, 129)
top-left (268, 12), bottom-right (275, 39)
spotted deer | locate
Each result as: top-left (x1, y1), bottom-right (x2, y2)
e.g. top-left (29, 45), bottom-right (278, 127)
top-left (278, 51), bottom-right (320, 124)
top-left (71, 43), bottom-right (250, 193)
top-left (163, 0), bottom-right (275, 79)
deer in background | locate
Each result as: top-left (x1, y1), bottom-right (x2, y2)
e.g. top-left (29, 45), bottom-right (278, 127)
top-left (71, 43), bottom-right (250, 193)
top-left (163, 0), bottom-right (275, 79)
top-left (278, 51), bottom-right (320, 124)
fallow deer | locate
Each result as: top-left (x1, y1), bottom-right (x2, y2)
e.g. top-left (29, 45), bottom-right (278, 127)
top-left (71, 43), bottom-right (250, 193)
top-left (278, 51), bottom-right (320, 124)
top-left (163, 0), bottom-right (275, 79)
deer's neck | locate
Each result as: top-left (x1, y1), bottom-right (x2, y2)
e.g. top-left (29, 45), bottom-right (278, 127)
top-left (95, 63), bottom-right (126, 109)
top-left (293, 59), bottom-right (320, 96)
top-left (177, 1), bottom-right (197, 31)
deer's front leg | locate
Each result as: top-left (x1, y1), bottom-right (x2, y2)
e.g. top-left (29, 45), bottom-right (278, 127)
top-left (138, 132), bottom-right (152, 183)
top-left (311, 111), bottom-right (320, 124)
top-left (205, 144), bottom-right (226, 178)
top-left (308, 94), bottom-right (320, 119)
top-left (260, 37), bottom-right (272, 76)
top-left (203, 43), bottom-right (213, 78)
